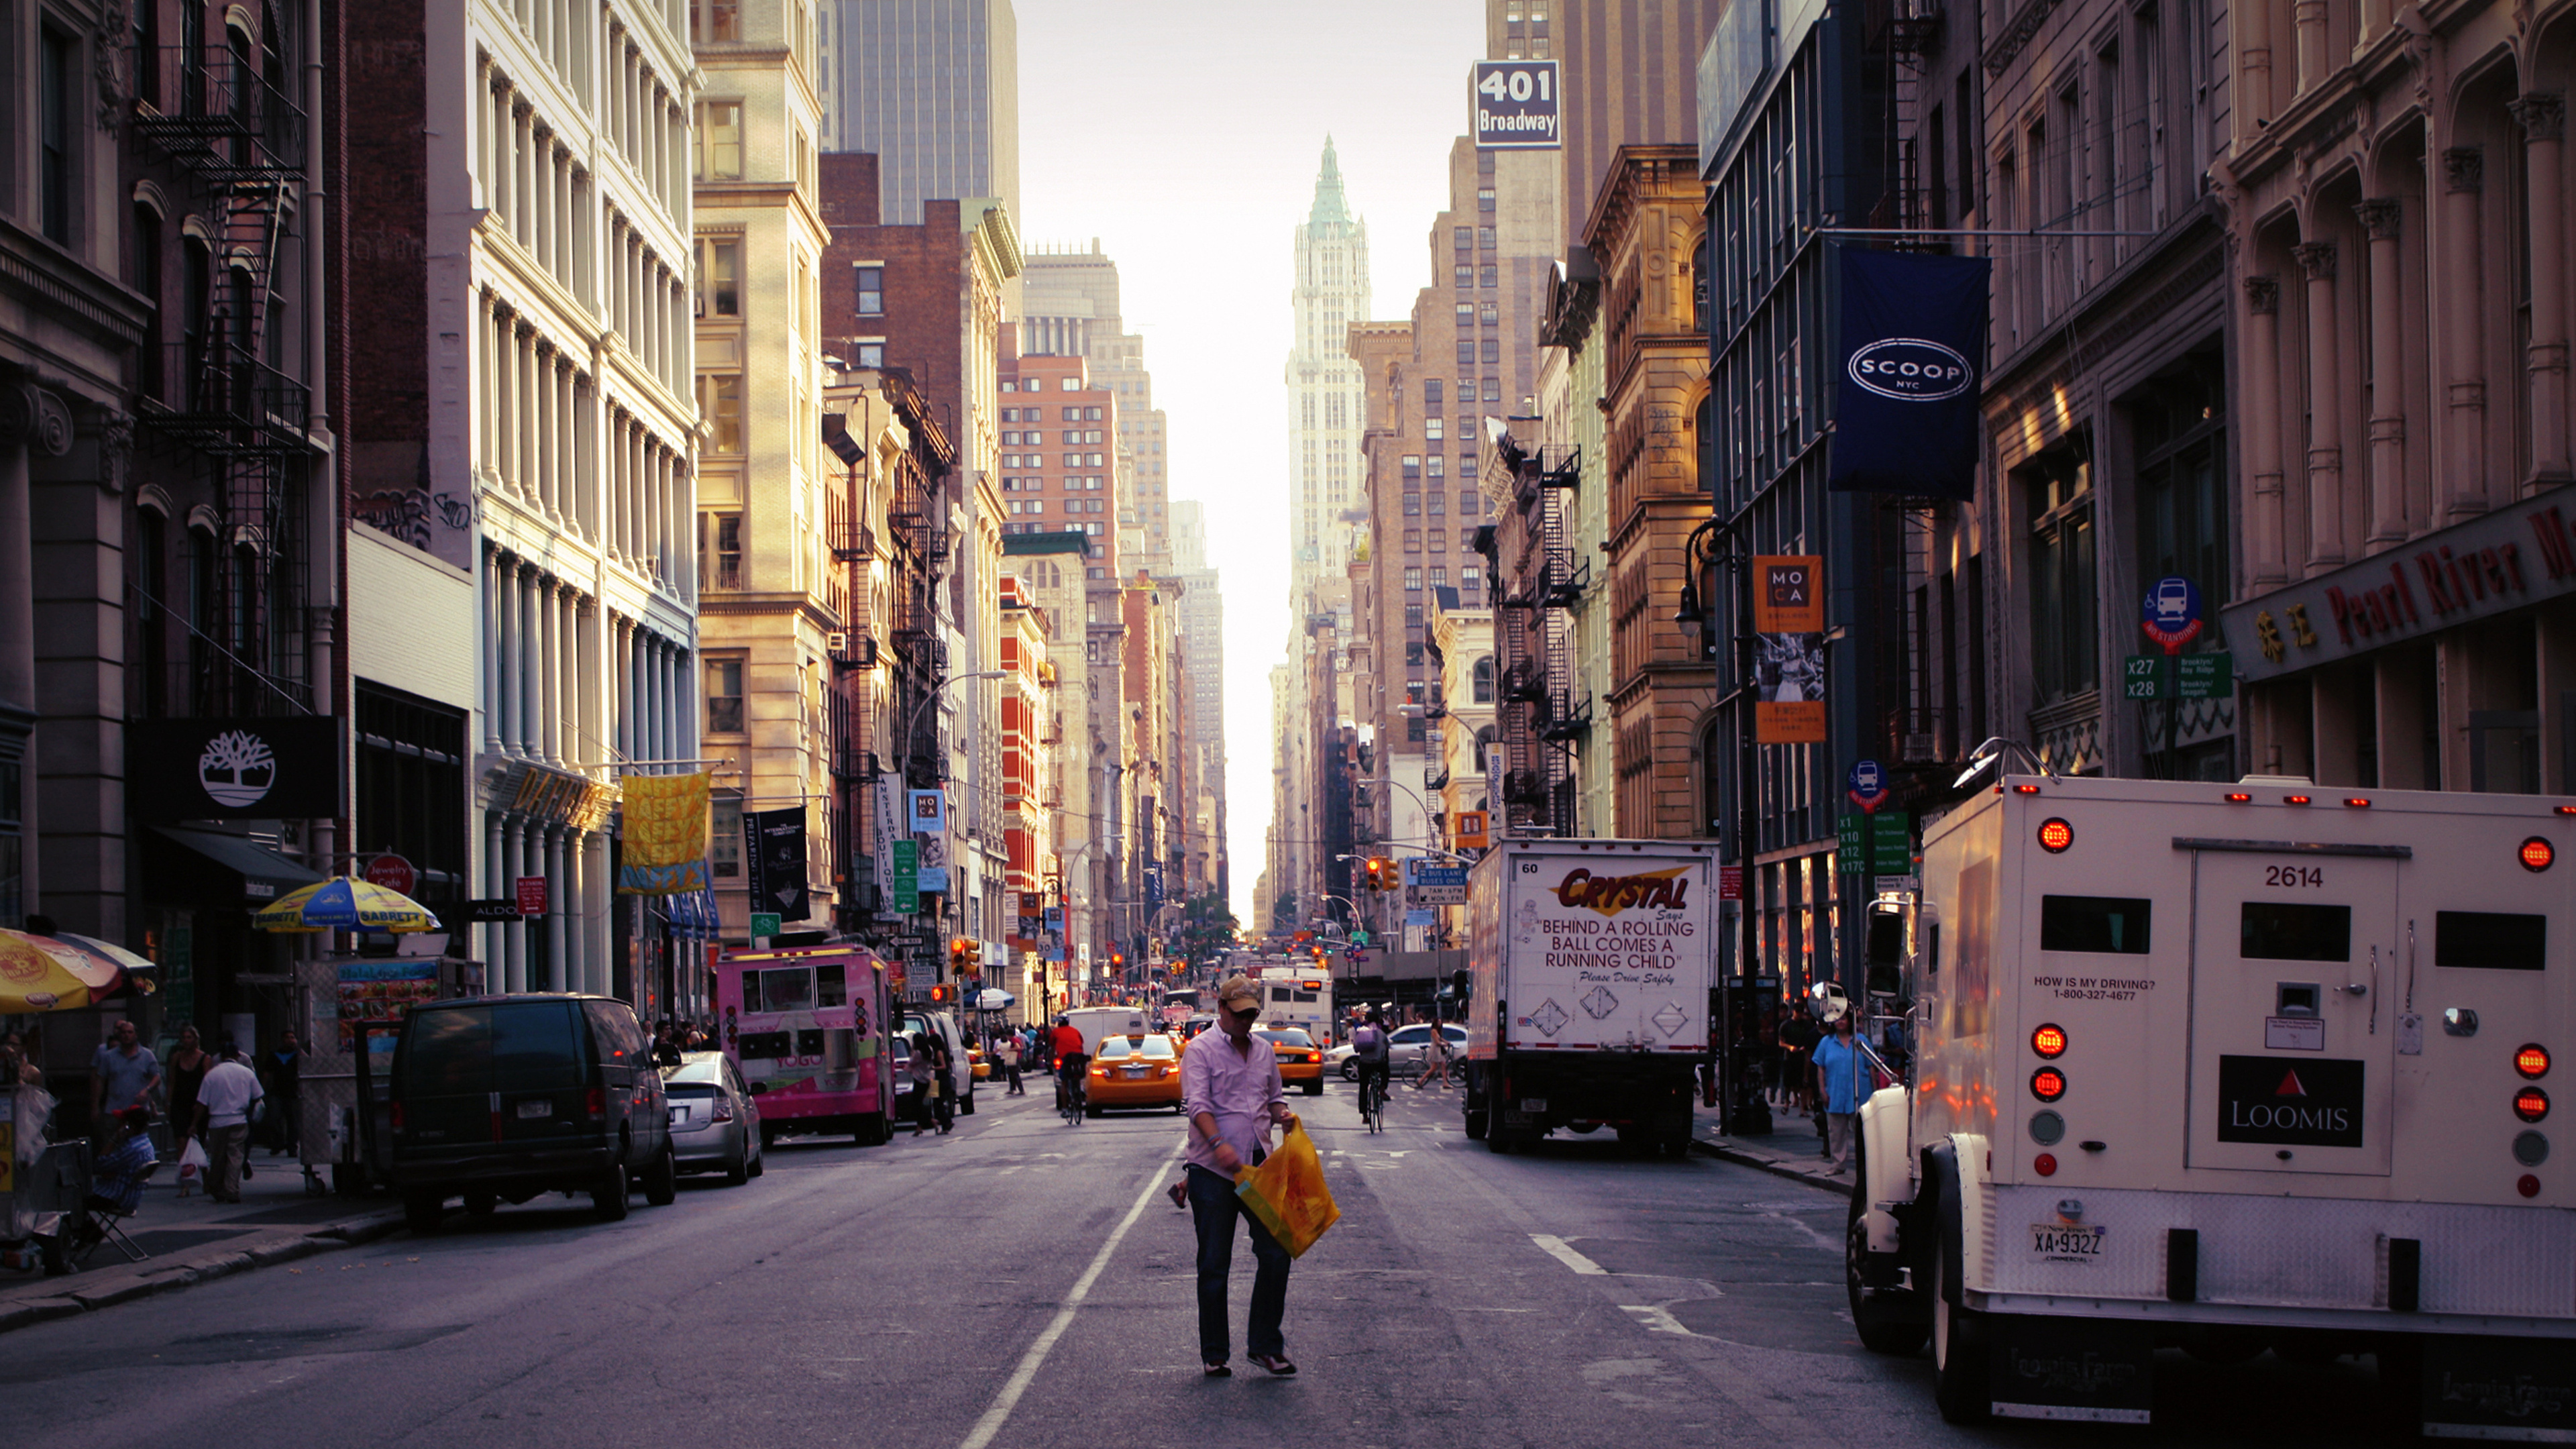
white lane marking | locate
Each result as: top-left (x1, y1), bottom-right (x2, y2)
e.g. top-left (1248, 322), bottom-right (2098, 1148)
top-left (1529, 1233), bottom-right (1609, 1276)
top-left (1621, 1304), bottom-right (1694, 1336)
top-left (955, 1140), bottom-right (1185, 1449)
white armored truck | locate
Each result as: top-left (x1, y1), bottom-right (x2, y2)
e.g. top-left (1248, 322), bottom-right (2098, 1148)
top-left (1847, 773), bottom-right (2574, 1434)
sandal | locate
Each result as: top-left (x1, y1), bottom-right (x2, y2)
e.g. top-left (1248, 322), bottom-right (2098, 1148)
top-left (1249, 1352), bottom-right (1297, 1377)
top-left (1203, 1362), bottom-right (1232, 1377)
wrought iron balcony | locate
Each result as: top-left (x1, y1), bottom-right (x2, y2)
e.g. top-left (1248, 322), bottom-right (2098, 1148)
top-left (135, 341), bottom-right (310, 457)
top-left (129, 46), bottom-right (307, 186)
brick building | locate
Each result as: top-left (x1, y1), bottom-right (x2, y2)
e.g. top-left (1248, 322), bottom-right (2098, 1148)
top-left (997, 346), bottom-right (1118, 576)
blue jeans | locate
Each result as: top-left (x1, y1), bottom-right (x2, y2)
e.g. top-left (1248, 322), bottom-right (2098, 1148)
top-left (1186, 1163), bottom-right (1289, 1363)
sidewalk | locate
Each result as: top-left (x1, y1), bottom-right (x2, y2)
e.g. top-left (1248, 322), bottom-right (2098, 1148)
top-left (0, 1143), bottom-right (403, 1334)
top-left (1688, 1098), bottom-right (1855, 1196)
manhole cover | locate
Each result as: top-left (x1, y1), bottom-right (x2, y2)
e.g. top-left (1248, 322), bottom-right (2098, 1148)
top-left (1652, 1002), bottom-right (1688, 1036)
top-left (1527, 999), bottom-right (1570, 1036)
top-left (1580, 985), bottom-right (1619, 1019)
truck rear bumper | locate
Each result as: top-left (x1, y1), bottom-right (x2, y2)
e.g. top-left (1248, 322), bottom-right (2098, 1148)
top-left (1965, 1291), bottom-right (2573, 1339)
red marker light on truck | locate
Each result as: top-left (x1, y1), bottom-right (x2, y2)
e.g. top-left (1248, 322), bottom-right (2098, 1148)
top-left (2344, 798), bottom-right (2371, 808)
top-left (2037, 818), bottom-right (2074, 853)
top-left (2013, 784), bottom-right (2042, 794)
top-left (2516, 1087), bottom-right (2551, 1124)
top-left (2520, 1175), bottom-right (2543, 1198)
top-left (2031, 1024), bottom-right (2068, 1058)
top-left (2031, 1067), bottom-right (2068, 1102)
top-left (2033, 1152), bottom-right (2058, 1177)
top-left (2521, 837), bottom-right (2556, 872)
top-left (2223, 792), bottom-right (2253, 802)
top-left (2284, 794), bottom-right (2312, 806)
top-left (2519, 1045), bottom-right (2553, 1079)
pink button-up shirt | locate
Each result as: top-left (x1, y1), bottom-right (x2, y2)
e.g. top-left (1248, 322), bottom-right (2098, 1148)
top-left (1181, 1028), bottom-right (1284, 1176)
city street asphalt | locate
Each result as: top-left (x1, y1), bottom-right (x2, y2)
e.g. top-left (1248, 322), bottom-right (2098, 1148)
top-left (0, 1081), bottom-right (2412, 1448)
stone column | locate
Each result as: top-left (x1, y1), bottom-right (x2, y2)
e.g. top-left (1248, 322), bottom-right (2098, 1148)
top-left (2245, 277), bottom-right (2290, 588)
top-left (2239, 0), bottom-right (2273, 129)
top-left (0, 384), bottom-right (69, 917)
top-left (518, 565), bottom-right (541, 756)
top-left (2295, 1), bottom-right (2328, 95)
top-left (2358, 199), bottom-right (2411, 545)
top-left (501, 818), bottom-right (526, 994)
top-left (486, 809), bottom-right (506, 979)
top-left (545, 825), bottom-right (569, 992)
top-left (2514, 93), bottom-right (2570, 488)
top-left (564, 823), bottom-right (587, 994)
top-left (482, 547), bottom-right (506, 753)
top-left (2296, 241), bottom-right (2347, 572)
top-left (2440, 147), bottom-right (2489, 520)
top-left (537, 576), bottom-right (561, 765)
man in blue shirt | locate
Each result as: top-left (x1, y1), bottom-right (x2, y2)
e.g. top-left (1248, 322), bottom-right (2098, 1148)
top-left (1809, 1010), bottom-right (1870, 1174)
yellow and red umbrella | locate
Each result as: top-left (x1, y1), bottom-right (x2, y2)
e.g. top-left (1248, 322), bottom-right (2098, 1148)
top-left (252, 875), bottom-right (441, 934)
top-left (0, 929), bottom-right (128, 1013)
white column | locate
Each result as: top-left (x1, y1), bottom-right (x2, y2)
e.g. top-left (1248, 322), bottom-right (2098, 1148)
top-left (585, 833), bottom-right (612, 995)
top-left (519, 566), bottom-right (541, 755)
top-left (540, 576), bottom-right (563, 765)
top-left (564, 824), bottom-right (588, 994)
top-left (545, 826), bottom-right (570, 992)
top-left (486, 810), bottom-right (506, 978)
top-left (2297, 240), bottom-right (2346, 572)
top-left (482, 548), bottom-right (505, 753)
top-left (501, 820), bottom-right (526, 993)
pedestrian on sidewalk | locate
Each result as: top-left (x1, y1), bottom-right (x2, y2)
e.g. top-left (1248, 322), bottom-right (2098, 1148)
top-left (195, 1042), bottom-right (264, 1203)
top-left (1000, 1034), bottom-right (1024, 1095)
top-left (166, 1024), bottom-right (211, 1165)
top-left (1811, 1011), bottom-right (1868, 1174)
top-left (1179, 974), bottom-right (1299, 1379)
top-left (89, 1018), bottom-right (161, 1131)
top-left (261, 1030), bottom-right (305, 1158)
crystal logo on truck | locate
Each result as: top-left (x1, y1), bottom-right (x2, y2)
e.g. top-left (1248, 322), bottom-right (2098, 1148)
top-left (1551, 867), bottom-right (1689, 915)
top-left (2215, 1055), bottom-right (2365, 1147)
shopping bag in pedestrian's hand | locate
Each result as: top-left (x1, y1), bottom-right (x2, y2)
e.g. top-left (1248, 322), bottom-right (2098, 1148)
top-left (177, 1138), bottom-right (209, 1181)
top-left (1233, 1123), bottom-right (1339, 1258)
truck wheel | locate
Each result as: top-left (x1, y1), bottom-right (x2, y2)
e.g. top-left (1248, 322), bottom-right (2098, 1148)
top-left (1464, 1107), bottom-right (1489, 1140)
top-left (403, 1192), bottom-right (445, 1235)
top-left (592, 1162), bottom-right (631, 1222)
top-left (1847, 1201), bottom-right (1927, 1353)
top-left (1930, 1234), bottom-right (1988, 1424)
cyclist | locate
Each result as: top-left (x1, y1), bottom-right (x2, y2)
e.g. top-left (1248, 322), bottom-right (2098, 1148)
top-left (1050, 1016), bottom-right (1090, 1116)
top-left (1350, 1007), bottom-right (1391, 1126)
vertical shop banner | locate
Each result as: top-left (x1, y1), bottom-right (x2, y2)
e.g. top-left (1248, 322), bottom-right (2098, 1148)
top-left (908, 788), bottom-right (951, 895)
top-left (618, 771), bottom-right (712, 895)
top-left (1752, 555), bottom-right (1828, 743)
top-left (1829, 248), bottom-right (1991, 501)
top-left (742, 808), bottom-right (810, 923)
top-left (874, 773), bottom-right (905, 915)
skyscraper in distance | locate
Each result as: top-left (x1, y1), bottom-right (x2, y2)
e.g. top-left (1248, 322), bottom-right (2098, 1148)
top-left (818, 0), bottom-right (1021, 229)
top-left (1287, 138), bottom-right (1371, 597)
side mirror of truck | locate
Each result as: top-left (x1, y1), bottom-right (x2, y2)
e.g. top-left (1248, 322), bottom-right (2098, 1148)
top-left (1865, 908), bottom-right (1905, 995)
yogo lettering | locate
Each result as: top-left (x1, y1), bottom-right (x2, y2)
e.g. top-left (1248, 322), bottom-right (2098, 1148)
top-left (1552, 867), bottom-right (1690, 916)
top-left (1847, 338), bottom-right (1974, 401)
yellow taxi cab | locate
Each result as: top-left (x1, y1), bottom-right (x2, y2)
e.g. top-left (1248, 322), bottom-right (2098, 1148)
top-left (1254, 1027), bottom-right (1326, 1096)
top-left (1087, 1032), bottom-right (1184, 1115)
top-left (969, 1045), bottom-right (991, 1081)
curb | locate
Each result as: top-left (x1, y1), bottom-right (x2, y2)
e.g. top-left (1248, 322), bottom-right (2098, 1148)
top-left (0, 1208), bottom-right (404, 1335)
top-left (1690, 1134), bottom-right (1854, 1196)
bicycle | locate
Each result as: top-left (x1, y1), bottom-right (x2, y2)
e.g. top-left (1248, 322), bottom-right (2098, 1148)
top-left (1059, 1060), bottom-right (1089, 1125)
top-left (1356, 1065), bottom-right (1387, 1134)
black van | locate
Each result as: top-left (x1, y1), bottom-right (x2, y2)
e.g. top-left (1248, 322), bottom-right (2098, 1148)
top-left (387, 994), bottom-right (676, 1232)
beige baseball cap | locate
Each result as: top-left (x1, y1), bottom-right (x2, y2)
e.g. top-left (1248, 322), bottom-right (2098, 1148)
top-left (1216, 975), bottom-right (1260, 1010)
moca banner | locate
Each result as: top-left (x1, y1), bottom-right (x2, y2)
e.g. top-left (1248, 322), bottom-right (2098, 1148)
top-left (1752, 555), bottom-right (1827, 744)
top-left (1829, 248), bottom-right (1990, 501)
top-left (129, 716), bottom-right (341, 821)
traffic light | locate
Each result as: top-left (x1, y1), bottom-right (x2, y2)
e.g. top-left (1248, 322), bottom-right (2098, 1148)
top-left (929, 983), bottom-right (953, 1004)
top-left (1371, 857), bottom-right (1398, 890)
top-left (949, 936), bottom-right (977, 977)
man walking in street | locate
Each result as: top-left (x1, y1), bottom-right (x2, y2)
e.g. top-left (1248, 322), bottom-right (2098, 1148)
top-left (195, 1042), bottom-right (264, 1203)
top-left (89, 1018), bottom-right (161, 1130)
top-left (1810, 1010), bottom-right (1869, 1174)
top-left (1180, 975), bottom-right (1299, 1378)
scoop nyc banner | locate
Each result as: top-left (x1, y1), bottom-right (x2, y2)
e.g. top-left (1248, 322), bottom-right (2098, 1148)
top-left (1828, 248), bottom-right (1990, 501)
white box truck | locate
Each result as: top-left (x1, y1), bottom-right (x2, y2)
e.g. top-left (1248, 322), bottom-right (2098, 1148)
top-left (1462, 839), bottom-right (1716, 1155)
top-left (1847, 773), bottom-right (2575, 1435)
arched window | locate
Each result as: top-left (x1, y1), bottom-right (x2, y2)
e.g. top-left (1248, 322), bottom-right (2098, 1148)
top-left (1472, 656), bottom-right (1495, 704)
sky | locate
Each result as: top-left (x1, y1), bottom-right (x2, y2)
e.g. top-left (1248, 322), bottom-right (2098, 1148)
top-left (1016, 0), bottom-right (1491, 925)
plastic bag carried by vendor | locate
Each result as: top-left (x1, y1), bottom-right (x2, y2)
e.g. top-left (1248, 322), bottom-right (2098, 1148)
top-left (1233, 1122), bottom-right (1339, 1258)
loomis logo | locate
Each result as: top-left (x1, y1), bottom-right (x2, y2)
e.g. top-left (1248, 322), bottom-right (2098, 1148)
top-left (1847, 337), bottom-right (1974, 401)
top-left (1552, 867), bottom-right (1690, 916)
top-left (2216, 1055), bottom-right (2364, 1148)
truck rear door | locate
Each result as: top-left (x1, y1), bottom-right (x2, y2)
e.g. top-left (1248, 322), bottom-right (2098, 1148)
top-left (2184, 843), bottom-right (2404, 1175)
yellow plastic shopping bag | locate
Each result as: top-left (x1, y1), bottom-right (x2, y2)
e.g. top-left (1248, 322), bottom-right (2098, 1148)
top-left (1234, 1122), bottom-right (1340, 1258)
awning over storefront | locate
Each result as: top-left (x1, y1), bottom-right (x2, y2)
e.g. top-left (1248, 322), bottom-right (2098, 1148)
top-left (148, 826), bottom-right (329, 905)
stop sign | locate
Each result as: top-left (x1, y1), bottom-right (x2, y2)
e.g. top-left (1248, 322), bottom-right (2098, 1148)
top-left (364, 853), bottom-right (417, 896)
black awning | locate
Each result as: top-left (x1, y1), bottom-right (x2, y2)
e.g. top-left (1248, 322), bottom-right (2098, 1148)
top-left (148, 826), bottom-right (327, 906)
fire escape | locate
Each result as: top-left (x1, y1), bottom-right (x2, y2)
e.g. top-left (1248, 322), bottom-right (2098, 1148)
top-left (884, 455), bottom-right (950, 786)
top-left (1499, 444), bottom-right (1585, 836)
top-left (129, 31), bottom-right (313, 716)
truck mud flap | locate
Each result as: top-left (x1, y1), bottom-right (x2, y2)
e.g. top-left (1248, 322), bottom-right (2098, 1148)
top-left (2420, 1336), bottom-right (2576, 1442)
top-left (1986, 1316), bottom-right (2154, 1425)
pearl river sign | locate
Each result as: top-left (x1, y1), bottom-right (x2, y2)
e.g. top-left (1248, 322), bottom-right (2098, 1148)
top-left (2219, 482), bottom-right (2576, 683)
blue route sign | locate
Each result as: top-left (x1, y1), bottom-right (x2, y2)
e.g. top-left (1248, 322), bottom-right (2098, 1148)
top-left (1846, 759), bottom-right (1890, 814)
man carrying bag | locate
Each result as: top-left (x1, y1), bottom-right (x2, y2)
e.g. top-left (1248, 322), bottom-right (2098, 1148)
top-left (1180, 975), bottom-right (1304, 1378)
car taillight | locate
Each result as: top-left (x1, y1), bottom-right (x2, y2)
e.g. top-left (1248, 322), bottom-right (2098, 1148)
top-left (2518, 1044), bottom-right (2552, 1079)
top-left (2516, 1087), bottom-right (2551, 1123)
top-left (586, 1087), bottom-right (606, 1119)
top-left (2031, 1067), bottom-right (2068, 1102)
top-left (2032, 1024), bottom-right (2068, 1058)
top-left (712, 1095), bottom-right (734, 1123)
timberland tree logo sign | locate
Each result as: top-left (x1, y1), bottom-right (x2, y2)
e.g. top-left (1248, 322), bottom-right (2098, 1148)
top-left (197, 730), bottom-right (278, 808)
top-left (2216, 1055), bottom-right (2365, 1148)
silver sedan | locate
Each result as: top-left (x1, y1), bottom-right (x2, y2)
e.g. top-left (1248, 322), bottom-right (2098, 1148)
top-left (661, 1051), bottom-right (764, 1185)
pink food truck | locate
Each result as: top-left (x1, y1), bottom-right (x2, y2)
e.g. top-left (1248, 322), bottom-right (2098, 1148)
top-left (714, 944), bottom-right (896, 1147)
